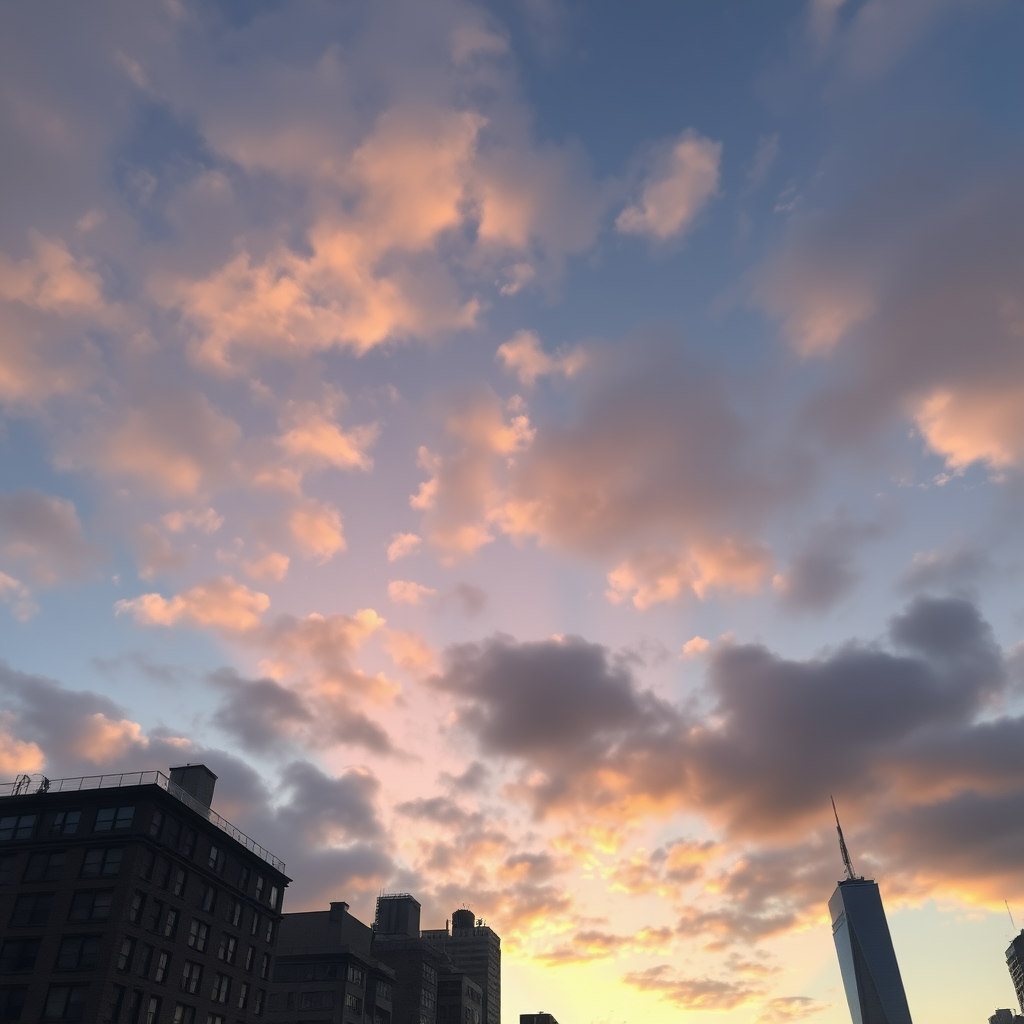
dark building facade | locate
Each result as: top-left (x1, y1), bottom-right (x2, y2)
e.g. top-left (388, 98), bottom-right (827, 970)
top-left (829, 879), bottom-right (913, 1024)
top-left (0, 765), bottom-right (289, 1024)
top-left (1007, 931), bottom-right (1024, 1015)
top-left (991, 1010), bottom-right (1024, 1024)
top-left (520, 1014), bottom-right (559, 1024)
top-left (267, 900), bottom-right (395, 1024)
top-left (436, 972), bottom-right (481, 1024)
top-left (421, 910), bottom-right (499, 1024)
top-left (370, 896), bottom-right (447, 1024)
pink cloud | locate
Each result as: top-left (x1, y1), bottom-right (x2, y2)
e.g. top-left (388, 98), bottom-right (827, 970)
top-left (115, 576), bottom-right (270, 632)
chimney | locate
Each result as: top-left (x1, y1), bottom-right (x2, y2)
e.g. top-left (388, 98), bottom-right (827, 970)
top-left (169, 764), bottom-right (218, 808)
top-left (330, 902), bottom-right (350, 921)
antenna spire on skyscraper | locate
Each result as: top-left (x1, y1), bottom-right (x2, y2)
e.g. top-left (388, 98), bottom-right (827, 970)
top-left (831, 796), bottom-right (860, 882)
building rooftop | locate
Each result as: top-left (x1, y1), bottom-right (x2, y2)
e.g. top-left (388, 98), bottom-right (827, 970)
top-left (0, 768), bottom-right (285, 871)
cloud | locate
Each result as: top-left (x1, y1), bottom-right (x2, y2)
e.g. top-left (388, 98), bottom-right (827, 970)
top-left (0, 489), bottom-right (101, 584)
top-left (621, 965), bottom-right (761, 1011)
top-left (616, 131), bottom-right (722, 242)
top-left (496, 330), bottom-right (587, 387)
top-left (388, 580), bottom-right (439, 606)
top-left (681, 636), bottom-right (710, 658)
top-left (161, 507), bottom-right (224, 534)
top-left (772, 512), bottom-right (884, 613)
top-left (115, 576), bottom-right (270, 632)
top-left (384, 630), bottom-right (437, 674)
top-left (898, 544), bottom-right (994, 594)
top-left (289, 499), bottom-right (346, 561)
top-left (62, 390), bottom-right (241, 498)
top-left (0, 572), bottom-right (38, 621)
top-left (387, 532), bottom-right (422, 561)
top-left (276, 400), bottom-right (378, 473)
top-left (757, 134), bottom-right (1024, 472)
top-left (446, 582), bottom-right (488, 617)
top-left (240, 548), bottom-right (290, 583)
top-left (0, 712), bottom-right (45, 775)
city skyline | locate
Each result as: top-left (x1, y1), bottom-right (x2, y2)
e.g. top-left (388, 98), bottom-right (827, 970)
top-left (2, 2), bottom-right (1024, 1022)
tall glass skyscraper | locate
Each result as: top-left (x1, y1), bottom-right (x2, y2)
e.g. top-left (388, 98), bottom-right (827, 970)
top-left (828, 801), bottom-right (914, 1024)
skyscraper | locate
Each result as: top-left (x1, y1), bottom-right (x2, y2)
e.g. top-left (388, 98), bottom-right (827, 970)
top-left (1005, 930), bottom-right (1024, 1015)
top-left (828, 800), bottom-right (914, 1024)
top-left (422, 909), bottom-right (500, 1024)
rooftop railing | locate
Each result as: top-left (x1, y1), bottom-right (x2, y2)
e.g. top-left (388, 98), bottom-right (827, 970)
top-left (0, 770), bottom-right (285, 872)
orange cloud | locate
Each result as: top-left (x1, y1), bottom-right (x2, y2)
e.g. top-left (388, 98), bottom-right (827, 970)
top-left (0, 714), bottom-right (45, 775)
top-left (115, 576), bottom-right (270, 632)
top-left (914, 385), bottom-right (1024, 471)
top-left (387, 532), bottom-right (422, 562)
top-left (289, 499), bottom-right (346, 561)
top-left (387, 580), bottom-right (438, 606)
top-left (71, 713), bottom-right (148, 764)
top-left (495, 330), bottom-right (587, 387)
top-left (616, 131), bottom-right (722, 241)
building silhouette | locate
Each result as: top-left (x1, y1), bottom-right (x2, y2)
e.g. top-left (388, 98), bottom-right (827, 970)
top-left (0, 764), bottom-right (289, 1023)
top-left (267, 899), bottom-right (396, 1023)
top-left (422, 909), bottom-right (500, 1024)
top-left (1006, 930), bottom-right (1024, 1016)
top-left (828, 800), bottom-right (913, 1024)
top-left (520, 1014), bottom-right (559, 1024)
top-left (990, 1009), bottom-right (1024, 1024)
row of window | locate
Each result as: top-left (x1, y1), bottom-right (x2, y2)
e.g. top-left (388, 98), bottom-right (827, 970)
top-left (267, 989), bottom-right (339, 1012)
top-left (272, 961), bottom-right (384, 996)
top-left (170, 987), bottom-right (265, 1023)
top-left (8, 889), bottom-right (113, 928)
top-left (0, 806), bottom-right (135, 845)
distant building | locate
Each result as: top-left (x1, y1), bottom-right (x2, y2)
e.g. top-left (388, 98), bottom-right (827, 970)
top-left (828, 801), bottom-right (913, 1024)
top-left (1007, 931), bottom-right (1024, 1015)
top-left (990, 1010), bottom-right (1024, 1024)
top-left (268, 899), bottom-right (396, 1024)
top-left (0, 764), bottom-right (289, 1023)
top-left (422, 909), bottom-right (500, 1024)
top-left (371, 894), bottom-right (448, 1024)
top-left (436, 971), bottom-right (482, 1024)
top-left (520, 1013), bottom-right (559, 1024)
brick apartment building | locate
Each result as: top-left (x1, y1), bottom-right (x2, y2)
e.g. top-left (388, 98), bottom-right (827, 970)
top-left (0, 764), bottom-right (289, 1023)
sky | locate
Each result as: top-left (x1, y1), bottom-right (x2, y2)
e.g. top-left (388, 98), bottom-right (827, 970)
top-left (1, 0), bottom-right (1024, 1020)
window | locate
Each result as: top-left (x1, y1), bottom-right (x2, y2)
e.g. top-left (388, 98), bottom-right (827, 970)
top-left (149, 810), bottom-right (164, 838)
top-left (139, 850), bottom-right (155, 881)
top-left (237, 866), bottom-right (250, 892)
top-left (154, 857), bottom-right (171, 889)
top-left (374, 1010), bottom-right (392, 1024)
top-left (164, 817), bottom-right (181, 849)
top-left (263, 919), bottom-right (273, 943)
top-left (42, 984), bottom-right (89, 1020)
top-left (181, 961), bottom-right (202, 995)
top-left (172, 1005), bottom-right (195, 1024)
top-left (236, 983), bottom-right (249, 1010)
top-left (172, 867), bottom-right (188, 897)
top-left (0, 987), bottom-right (28, 1022)
top-left (0, 815), bottom-right (36, 841)
top-left (259, 953), bottom-right (270, 980)
top-left (164, 909), bottom-right (179, 938)
top-left (23, 851), bottom-right (65, 882)
top-left (345, 993), bottom-right (363, 1014)
top-left (144, 996), bottom-right (160, 1024)
top-left (68, 889), bottom-right (113, 923)
top-left (136, 945), bottom-right (153, 978)
top-left (347, 965), bottom-right (365, 987)
top-left (0, 855), bottom-right (15, 885)
top-left (205, 1015), bottom-right (225, 1024)
top-left (228, 901), bottom-right (242, 927)
top-left (268, 885), bottom-right (279, 909)
top-left (55, 936), bottom-right (100, 972)
top-left (244, 945), bottom-right (255, 973)
top-left (155, 951), bottom-right (171, 984)
top-left (207, 845), bottom-right (221, 870)
top-left (200, 884), bottom-right (217, 913)
top-left (129, 891), bottom-right (145, 923)
top-left (182, 829), bottom-right (196, 858)
top-left (80, 847), bottom-right (123, 878)
top-left (0, 938), bottom-right (40, 972)
top-left (107, 986), bottom-right (126, 1022)
top-left (216, 935), bottom-right (237, 965)
top-left (377, 981), bottom-right (393, 1002)
top-left (187, 920), bottom-right (208, 952)
top-left (253, 990), bottom-right (265, 1016)
top-left (422, 963), bottom-right (436, 987)
top-left (254, 875), bottom-right (264, 900)
top-left (93, 806), bottom-right (134, 832)
top-left (10, 892), bottom-right (52, 926)
top-left (210, 973), bottom-right (230, 1004)
top-left (126, 989), bottom-right (142, 1024)
top-left (143, 901), bottom-right (164, 933)
top-left (49, 810), bottom-right (81, 836)
top-left (250, 912), bottom-right (260, 937)
top-left (117, 938), bottom-right (136, 972)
